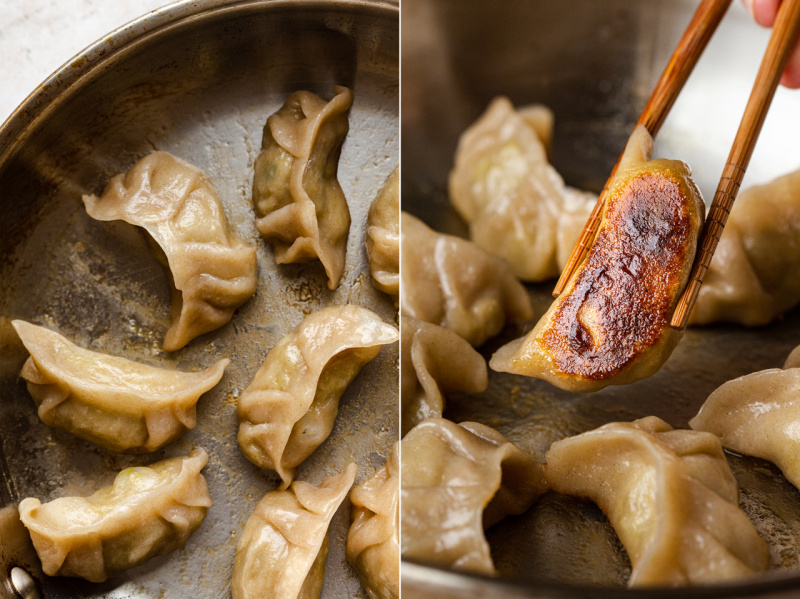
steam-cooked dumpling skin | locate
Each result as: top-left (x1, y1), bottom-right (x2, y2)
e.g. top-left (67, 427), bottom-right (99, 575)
top-left (546, 417), bottom-right (769, 587)
top-left (690, 168), bottom-right (800, 326)
top-left (366, 167), bottom-right (399, 299)
top-left (401, 418), bottom-right (547, 575)
top-left (491, 126), bottom-right (705, 392)
top-left (253, 86), bottom-right (353, 290)
top-left (18, 448), bottom-right (211, 582)
top-left (347, 443), bottom-right (399, 599)
top-left (449, 97), bottom-right (597, 281)
top-left (83, 151), bottom-right (257, 352)
top-left (400, 212), bottom-right (533, 347)
top-left (237, 305), bottom-right (398, 486)
top-left (231, 463), bottom-right (356, 599)
top-left (401, 316), bottom-right (487, 435)
top-left (690, 347), bottom-right (800, 489)
top-left (12, 320), bottom-right (228, 454)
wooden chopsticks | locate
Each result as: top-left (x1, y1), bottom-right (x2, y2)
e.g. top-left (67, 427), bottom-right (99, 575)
top-left (552, 0), bottom-right (734, 298)
top-left (672, 0), bottom-right (800, 328)
top-left (554, 0), bottom-right (800, 330)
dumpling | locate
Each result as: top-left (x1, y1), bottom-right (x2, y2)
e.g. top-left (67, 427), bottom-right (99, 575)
top-left (490, 126), bottom-right (705, 392)
top-left (366, 166), bottom-right (400, 299)
top-left (449, 97), bottom-right (597, 282)
top-left (401, 316), bottom-right (487, 436)
top-left (231, 463), bottom-right (356, 599)
top-left (690, 346), bottom-right (800, 489)
top-left (545, 416), bottom-right (769, 587)
top-left (690, 168), bottom-right (800, 326)
top-left (347, 443), bottom-right (399, 599)
top-left (253, 86), bottom-right (353, 290)
top-left (19, 448), bottom-right (211, 582)
top-left (13, 320), bottom-right (228, 454)
top-left (237, 305), bottom-right (398, 486)
top-left (401, 418), bottom-right (547, 575)
top-left (83, 151), bottom-right (257, 351)
top-left (400, 212), bottom-right (533, 347)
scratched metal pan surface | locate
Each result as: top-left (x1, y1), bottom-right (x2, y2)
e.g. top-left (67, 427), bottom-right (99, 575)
top-left (402, 0), bottom-right (800, 597)
top-left (0, 1), bottom-right (398, 597)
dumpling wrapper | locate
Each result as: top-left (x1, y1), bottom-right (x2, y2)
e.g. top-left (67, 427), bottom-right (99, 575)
top-left (401, 418), bottom-right (547, 575)
top-left (690, 168), bottom-right (800, 326)
top-left (545, 416), bottom-right (769, 587)
top-left (491, 126), bottom-right (705, 392)
top-left (690, 345), bottom-right (800, 489)
top-left (401, 316), bottom-right (487, 436)
top-left (347, 443), bottom-right (399, 599)
top-left (238, 305), bottom-right (398, 487)
top-left (449, 97), bottom-right (596, 282)
top-left (83, 151), bottom-right (257, 351)
top-left (366, 166), bottom-right (400, 299)
top-left (19, 448), bottom-right (211, 583)
top-left (400, 212), bottom-right (533, 347)
top-left (13, 320), bottom-right (228, 454)
top-left (231, 463), bottom-right (356, 599)
top-left (253, 86), bottom-right (353, 290)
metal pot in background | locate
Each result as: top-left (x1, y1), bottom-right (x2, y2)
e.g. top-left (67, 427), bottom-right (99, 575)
top-left (401, 0), bottom-right (800, 597)
top-left (0, 1), bottom-right (398, 597)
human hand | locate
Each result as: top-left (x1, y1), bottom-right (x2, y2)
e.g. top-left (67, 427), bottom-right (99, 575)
top-left (742, 0), bottom-right (800, 88)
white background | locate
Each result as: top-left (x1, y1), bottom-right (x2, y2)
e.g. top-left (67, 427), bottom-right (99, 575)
top-left (0, 0), bottom-right (174, 124)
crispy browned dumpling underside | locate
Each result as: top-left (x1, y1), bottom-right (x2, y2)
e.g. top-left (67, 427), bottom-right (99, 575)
top-left (491, 126), bottom-right (705, 392)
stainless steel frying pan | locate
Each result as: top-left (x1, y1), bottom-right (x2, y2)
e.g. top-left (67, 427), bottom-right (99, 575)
top-left (402, 0), bottom-right (800, 597)
top-left (0, 1), bottom-right (398, 597)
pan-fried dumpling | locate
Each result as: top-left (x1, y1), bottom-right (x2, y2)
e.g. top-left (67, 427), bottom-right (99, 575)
top-left (347, 443), bottom-right (399, 599)
top-left (19, 448), bottom-right (211, 582)
top-left (400, 212), bottom-right (533, 347)
top-left (231, 463), bottom-right (356, 599)
top-left (366, 166), bottom-right (399, 299)
top-left (690, 346), bottom-right (800, 489)
top-left (449, 97), bottom-right (596, 282)
top-left (401, 316), bottom-right (487, 435)
top-left (253, 86), bottom-right (353, 290)
top-left (690, 168), bottom-right (800, 326)
top-left (12, 320), bottom-right (228, 454)
top-left (401, 418), bottom-right (547, 575)
top-left (83, 151), bottom-right (257, 351)
top-left (237, 305), bottom-right (398, 486)
top-left (490, 126), bottom-right (705, 392)
top-left (545, 416), bottom-right (769, 587)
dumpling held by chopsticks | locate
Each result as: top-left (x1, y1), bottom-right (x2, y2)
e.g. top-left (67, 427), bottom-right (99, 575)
top-left (490, 125), bottom-right (705, 392)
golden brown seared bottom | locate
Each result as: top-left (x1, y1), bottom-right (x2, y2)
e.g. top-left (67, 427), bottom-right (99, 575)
top-left (541, 170), bottom-right (694, 381)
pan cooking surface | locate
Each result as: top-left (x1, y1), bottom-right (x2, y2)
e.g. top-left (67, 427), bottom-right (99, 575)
top-left (0, 1), bottom-right (398, 597)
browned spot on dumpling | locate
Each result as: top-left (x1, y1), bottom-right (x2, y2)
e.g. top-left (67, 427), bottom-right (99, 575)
top-left (540, 171), bottom-right (693, 380)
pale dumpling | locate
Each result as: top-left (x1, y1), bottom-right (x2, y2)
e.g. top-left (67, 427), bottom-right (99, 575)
top-left (237, 305), bottom-right (398, 486)
top-left (231, 463), bottom-right (356, 599)
top-left (13, 320), bottom-right (228, 454)
top-left (253, 86), bottom-right (353, 290)
top-left (19, 448), bottom-right (211, 582)
top-left (690, 168), bottom-right (800, 326)
top-left (401, 418), bottom-right (547, 575)
top-left (366, 166), bottom-right (400, 299)
top-left (449, 97), bottom-right (596, 282)
top-left (83, 151), bottom-right (257, 351)
top-left (401, 316), bottom-right (487, 436)
top-left (347, 443), bottom-right (399, 599)
top-left (690, 346), bottom-right (800, 489)
top-left (491, 126), bottom-right (705, 392)
top-left (400, 212), bottom-right (533, 347)
top-left (545, 416), bottom-right (769, 587)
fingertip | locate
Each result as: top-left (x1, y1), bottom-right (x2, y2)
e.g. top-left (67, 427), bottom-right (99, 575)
top-left (752, 0), bottom-right (780, 27)
top-left (780, 63), bottom-right (800, 89)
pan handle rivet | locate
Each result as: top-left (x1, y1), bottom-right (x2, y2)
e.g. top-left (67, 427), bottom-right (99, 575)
top-left (9, 567), bottom-right (39, 599)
